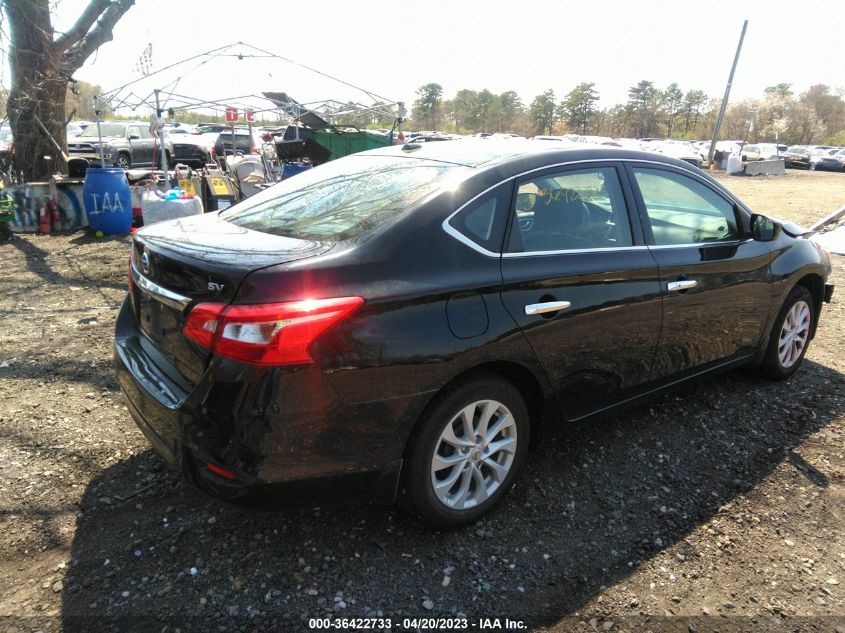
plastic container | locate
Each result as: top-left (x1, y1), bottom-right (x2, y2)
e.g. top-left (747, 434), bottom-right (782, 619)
top-left (83, 168), bottom-right (132, 234)
top-left (726, 153), bottom-right (743, 175)
top-left (282, 162), bottom-right (313, 179)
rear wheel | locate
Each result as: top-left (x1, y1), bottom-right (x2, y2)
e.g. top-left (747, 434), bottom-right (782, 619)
top-left (758, 285), bottom-right (815, 379)
top-left (115, 153), bottom-right (131, 169)
top-left (401, 374), bottom-right (529, 529)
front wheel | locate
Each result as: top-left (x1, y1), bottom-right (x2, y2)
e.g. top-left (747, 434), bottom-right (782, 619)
top-left (115, 153), bottom-right (131, 169)
top-left (401, 374), bottom-right (530, 529)
top-left (758, 285), bottom-right (815, 379)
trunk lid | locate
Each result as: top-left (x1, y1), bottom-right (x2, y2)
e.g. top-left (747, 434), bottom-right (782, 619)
top-left (130, 212), bottom-right (332, 384)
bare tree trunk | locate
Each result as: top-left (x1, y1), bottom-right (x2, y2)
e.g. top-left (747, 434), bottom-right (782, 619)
top-left (2, 0), bottom-right (134, 181)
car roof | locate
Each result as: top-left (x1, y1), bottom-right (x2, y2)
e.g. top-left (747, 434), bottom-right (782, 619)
top-left (362, 138), bottom-right (695, 170)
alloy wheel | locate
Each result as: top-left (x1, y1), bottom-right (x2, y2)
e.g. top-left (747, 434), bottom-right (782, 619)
top-left (430, 399), bottom-right (517, 510)
top-left (778, 300), bottom-right (811, 368)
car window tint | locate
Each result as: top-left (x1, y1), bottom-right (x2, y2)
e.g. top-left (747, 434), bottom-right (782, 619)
top-left (632, 168), bottom-right (738, 246)
top-left (448, 185), bottom-right (510, 252)
top-left (507, 166), bottom-right (633, 253)
top-left (80, 124), bottom-right (124, 137)
top-left (223, 155), bottom-right (468, 241)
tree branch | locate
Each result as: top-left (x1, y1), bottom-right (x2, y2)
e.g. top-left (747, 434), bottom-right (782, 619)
top-left (62, 0), bottom-right (134, 73)
top-left (52, 0), bottom-right (111, 55)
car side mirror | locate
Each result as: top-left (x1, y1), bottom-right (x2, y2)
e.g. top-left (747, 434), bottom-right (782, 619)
top-left (129, 134), bottom-right (140, 140)
top-left (750, 214), bottom-right (781, 242)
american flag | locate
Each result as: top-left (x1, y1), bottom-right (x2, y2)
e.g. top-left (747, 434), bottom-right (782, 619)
top-left (134, 43), bottom-right (152, 76)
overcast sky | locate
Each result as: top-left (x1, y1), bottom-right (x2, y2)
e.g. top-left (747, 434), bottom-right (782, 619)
top-left (13, 0), bottom-right (844, 117)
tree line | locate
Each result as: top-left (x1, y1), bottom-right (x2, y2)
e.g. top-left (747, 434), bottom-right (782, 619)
top-left (407, 81), bottom-right (845, 146)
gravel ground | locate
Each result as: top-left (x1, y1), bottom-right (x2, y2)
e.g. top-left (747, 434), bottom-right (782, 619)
top-left (0, 170), bottom-right (843, 633)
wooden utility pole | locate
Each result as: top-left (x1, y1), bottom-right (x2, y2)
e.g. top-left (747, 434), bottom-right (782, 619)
top-left (707, 20), bottom-right (749, 167)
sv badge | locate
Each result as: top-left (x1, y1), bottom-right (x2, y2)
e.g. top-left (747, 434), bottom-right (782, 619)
top-left (207, 282), bottom-right (225, 292)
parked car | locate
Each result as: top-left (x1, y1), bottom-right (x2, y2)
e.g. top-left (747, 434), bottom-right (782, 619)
top-left (115, 142), bottom-right (834, 528)
top-left (196, 123), bottom-right (231, 134)
top-left (212, 128), bottom-right (264, 158)
top-left (573, 135), bottom-right (615, 145)
top-left (609, 138), bottom-right (645, 150)
top-left (163, 123), bottom-right (197, 135)
top-left (645, 140), bottom-right (703, 167)
top-left (167, 130), bottom-right (215, 167)
top-left (0, 130), bottom-right (12, 171)
top-left (782, 146), bottom-right (812, 169)
top-left (809, 148), bottom-right (845, 172)
top-left (531, 135), bottom-right (572, 142)
top-left (697, 140), bottom-right (743, 161)
top-left (410, 133), bottom-right (455, 143)
top-left (68, 121), bottom-right (174, 169)
top-left (66, 122), bottom-right (85, 138)
top-left (737, 144), bottom-right (763, 161)
top-left (748, 143), bottom-right (783, 160)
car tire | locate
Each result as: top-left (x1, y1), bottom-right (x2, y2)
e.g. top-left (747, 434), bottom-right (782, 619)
top-left (758, 285), bottom-right (815, 379)
top-left (400, 373), bottom-right (530, 529)
top-left (115, 153), bottom-right (131, 169)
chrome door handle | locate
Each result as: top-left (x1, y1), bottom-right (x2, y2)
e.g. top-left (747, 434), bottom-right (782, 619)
top-left (667, 279), bottom-right (697, 292)
top-left (524, 300), bottom-right (571, 316)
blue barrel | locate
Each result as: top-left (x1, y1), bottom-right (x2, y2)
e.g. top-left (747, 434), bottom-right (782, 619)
top-left (282, 162), bottom-right (313, 179)
top-left (83, 168), bottom-right (132, 234)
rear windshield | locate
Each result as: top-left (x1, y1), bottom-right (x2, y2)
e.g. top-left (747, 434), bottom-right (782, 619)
top-left (222, 155), bottom-right (467, 241)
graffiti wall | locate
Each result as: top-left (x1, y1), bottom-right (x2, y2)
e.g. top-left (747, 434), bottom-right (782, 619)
top-left (8, 181), bottom-right (88, 232)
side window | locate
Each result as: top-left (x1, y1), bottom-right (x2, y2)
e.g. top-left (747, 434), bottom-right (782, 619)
top-left (448, 185), bottom-right (511, 252)
top-left (632, 168), bottom-right (739, 246)
top-left (507, 166), bottom-right (633, 253)
top-left (127, 126), bottom-right (142, 139)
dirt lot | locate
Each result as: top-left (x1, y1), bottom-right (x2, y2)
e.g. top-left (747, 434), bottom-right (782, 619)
top-left (1, 170), bottom-right (844, 633)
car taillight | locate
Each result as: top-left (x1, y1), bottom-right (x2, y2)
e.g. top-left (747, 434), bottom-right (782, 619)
top-left (182, 297), bottom-right (364, 366)
top-left (250, 147), bottom-right (260, 154)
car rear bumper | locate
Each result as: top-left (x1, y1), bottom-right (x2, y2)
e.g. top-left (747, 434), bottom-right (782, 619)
top-left (114, 296), bottom-right (424, 503)
top-left (172, 145), bottom-right (210, 166)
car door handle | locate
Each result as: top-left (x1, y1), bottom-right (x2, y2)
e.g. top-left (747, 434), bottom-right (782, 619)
top-left (667, 279), bottom-right (697, 292)
top-left (524, 300), bottom-right (571, 316)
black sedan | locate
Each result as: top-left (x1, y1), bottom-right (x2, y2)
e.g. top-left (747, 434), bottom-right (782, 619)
top-left (809, 149), bottom-right (845, 172)
top-left (168, 133), bottom-right (214, 168)
top-left (782, 145), bottom-right (812, 169)
top-left (115, 142), bottom-right (834, 528)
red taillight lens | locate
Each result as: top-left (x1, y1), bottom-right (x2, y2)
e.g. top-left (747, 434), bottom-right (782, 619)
top-left (182, 303), bottom-right (226, 348)
top-left (250, 147), bottom-right (260, 154)
top-left (182, 297), bottom-right (364, 366)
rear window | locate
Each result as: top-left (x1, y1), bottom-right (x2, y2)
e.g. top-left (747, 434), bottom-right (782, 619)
top-left (81, 124), bottom-right (125, 137)
top-left (222, 155), bottom-right (467, 241)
